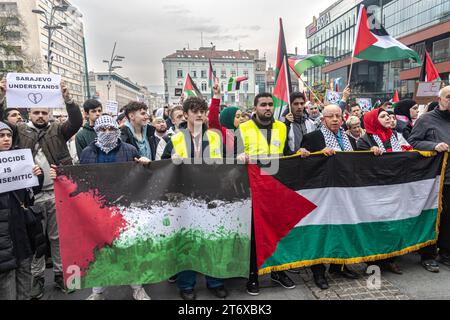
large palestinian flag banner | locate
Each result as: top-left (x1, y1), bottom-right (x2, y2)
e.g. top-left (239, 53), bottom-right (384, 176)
top-left (249, 151), bottom-right (447, 274)
top-left (54, 161), bottom-right (251, 289)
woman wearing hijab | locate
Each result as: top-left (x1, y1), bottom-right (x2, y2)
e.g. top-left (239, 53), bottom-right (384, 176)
top-left (357, 108), bottom-right (411, 154)
top-left (208, 81), bottom-right (245, 157)
top-left (0, 122), bottom-right (45, 300)
top-left (394, 99), bottom-right (419, 140)
top-left (357, 109), bottom-right (411, 275)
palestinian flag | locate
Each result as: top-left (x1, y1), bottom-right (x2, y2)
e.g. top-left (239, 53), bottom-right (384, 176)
top-left (227, 76), bottom-right (248, 92)
top-left (288, 54), bottom-right (326, 78)
top-left (392, 90), bottom-right (400, 103)
top-left (273, 56), bottom-right (290, 107)
top-left (353, 5), bottom-right (421, 63)
top-left (420, 51), bottom-right (441, 82)
top-left (274, 18), bottom-right (292, 118)
top-left (184, 73), bottom-right (203, 98)
top-left (55, 161), bottom-right (251, 289)
top-left (248, 152), bottom-right (446, 273)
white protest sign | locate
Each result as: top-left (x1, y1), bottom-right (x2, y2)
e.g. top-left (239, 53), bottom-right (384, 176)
top-left (6, 73), bottom-right (64, 109)
top-left (0, 149), bottom-right (39, 193)
top-left (105, 100), bottom-right (119, 115)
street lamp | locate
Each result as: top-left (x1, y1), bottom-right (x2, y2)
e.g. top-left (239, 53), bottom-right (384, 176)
top-left (103, 42), bottom-right (125, 100)
top-left (32, 1), bottom-right (71, 73)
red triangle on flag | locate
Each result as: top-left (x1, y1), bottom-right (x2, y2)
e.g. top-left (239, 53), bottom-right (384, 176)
top-left (247, 164), bottom-right (318, 269)
top-left (184, 74), bottom-right (195, 92)
top-left (273, 58), bottom-right (289, 104)
top-left (354, 6), bottom-right (378, 56)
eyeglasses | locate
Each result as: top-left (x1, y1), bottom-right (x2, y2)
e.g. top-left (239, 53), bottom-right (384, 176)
top-left (323, 114), bottom-right (342, 119)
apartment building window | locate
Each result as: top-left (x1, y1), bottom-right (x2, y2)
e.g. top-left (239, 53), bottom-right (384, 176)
top-left (201, 82), bottom-right (207, 92)
top-left (221, 70), bottom-right (226, 78)
top-left (192, 71), bottom-right (197, 78)
top-left (243, 70), bottom-right (249, 78)
top-left (231, 70), bottom-right (236, 77)
top-left (433, 38), bottom-right (450, 63)
top-left (201, 70), bottom-right (207, 78)
top-left (177, 69), bottom-right (183, 78)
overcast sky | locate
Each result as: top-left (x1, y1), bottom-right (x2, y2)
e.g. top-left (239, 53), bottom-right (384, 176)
top-left (70, 0), bottom-right (332, 92)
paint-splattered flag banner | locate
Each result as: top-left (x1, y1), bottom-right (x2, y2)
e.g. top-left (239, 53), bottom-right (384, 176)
top-left (54, 161), bottom-right (251, 289)
top-left (55, 152), bottom-right (446, 289)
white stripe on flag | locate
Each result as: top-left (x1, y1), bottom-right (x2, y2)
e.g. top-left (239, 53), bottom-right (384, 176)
top-left (296, 178), bottom-right (439, 227)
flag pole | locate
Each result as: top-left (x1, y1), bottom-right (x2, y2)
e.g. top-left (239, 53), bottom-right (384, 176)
top-left (299, 76), bottom-right (322, 103)
top-left (284, 55), bottom-right (292, 114)
top-left (348, 5), bottom-right (364, 87)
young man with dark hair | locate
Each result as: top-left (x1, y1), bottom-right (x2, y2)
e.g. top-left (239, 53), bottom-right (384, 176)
top-left (349, 103), bottom-right (365, 129)
top-left (4, 108), bottom-right (23, 125)
top-left (161, 97), bottom-right (225, 300)
top-left (121, 101), bottom-right (156, 160)
top-left (75, 99), bottom-right (103, 159)
top-left (167, 105), bottom-right (186, 135)
top-left (238, 92), bottom-right (297, 295)
top-left (284, 92), bottom-right (317, 154)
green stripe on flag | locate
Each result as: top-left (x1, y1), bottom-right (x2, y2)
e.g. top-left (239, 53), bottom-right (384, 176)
top-left (82, 229), bottom-right (251, 288)
top-left (356, 45), bottom-right (422, 63)
top-left (261, 209), bottom-right (438, 271)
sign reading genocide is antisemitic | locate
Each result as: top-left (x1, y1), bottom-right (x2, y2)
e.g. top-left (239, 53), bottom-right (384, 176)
top-left (0, 149), bottom-right (39, 193)
top-left (6, 73), bottom-right (64, 109)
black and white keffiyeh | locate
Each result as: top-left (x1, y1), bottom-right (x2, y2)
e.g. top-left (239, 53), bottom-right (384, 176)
top-left (320, 126), bottom-right (353, 151)
top-left (94, 115), bottom-right (120, 154)
top-left (372, 134), bottom-right (402, 152)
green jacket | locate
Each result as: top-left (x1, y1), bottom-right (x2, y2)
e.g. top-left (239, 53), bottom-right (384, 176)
top-left (75, 122), bottom-right (97, 159)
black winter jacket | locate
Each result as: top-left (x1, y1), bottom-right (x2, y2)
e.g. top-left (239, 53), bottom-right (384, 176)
top-left (0, 172), bottom-right (44, 273)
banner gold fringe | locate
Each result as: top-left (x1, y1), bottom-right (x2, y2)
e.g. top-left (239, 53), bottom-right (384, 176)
top-left (258, 240), bottom-right (437, 276)
top-left (257, 151), bottom-right (449, 276)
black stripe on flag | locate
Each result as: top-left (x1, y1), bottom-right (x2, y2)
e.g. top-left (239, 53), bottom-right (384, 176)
top-left (58, 161), bottom-right (250, 207)
top-left (262, 152), bottom-right (443, 191)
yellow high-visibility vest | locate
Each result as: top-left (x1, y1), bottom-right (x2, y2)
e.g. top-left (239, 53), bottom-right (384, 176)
top-left (171, 130), bottom-right (222, 159)
top-left (239, 119), bottom-right (287, 156)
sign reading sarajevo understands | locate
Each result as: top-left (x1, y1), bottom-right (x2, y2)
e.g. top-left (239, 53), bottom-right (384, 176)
top-left (6, 73), bottom-right (64, 109)
top-left (0, 149), bottom-right (38, 193)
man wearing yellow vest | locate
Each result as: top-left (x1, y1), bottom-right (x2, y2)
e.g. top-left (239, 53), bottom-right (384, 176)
top-left (161, 97), bottom-right (225, 300)
top-left (162, 97), bottom-right (222, 163)
top-left (238, 93), bottom-right (298, 296)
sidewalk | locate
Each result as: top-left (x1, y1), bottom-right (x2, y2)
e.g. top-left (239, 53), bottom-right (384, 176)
top-left (41, 253), bottom-right (450, 300)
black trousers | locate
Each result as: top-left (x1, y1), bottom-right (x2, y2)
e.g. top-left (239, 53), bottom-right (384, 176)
top-left (248, 211), bottom-right (286, 283)
top-left (420, 184), bottom-right (450, 260)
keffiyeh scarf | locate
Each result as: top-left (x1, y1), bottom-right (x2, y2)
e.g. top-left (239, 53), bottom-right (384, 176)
top-left (321, 126), bottom-right (353, 151)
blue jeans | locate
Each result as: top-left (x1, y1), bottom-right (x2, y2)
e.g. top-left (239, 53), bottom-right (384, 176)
top-left (176, 271), bottom-right (224, 291)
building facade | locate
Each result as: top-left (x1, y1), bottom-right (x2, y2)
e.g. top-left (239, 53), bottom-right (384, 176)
top-left (87, 71), bottom-right (162, 114)
top-left (162, 46), bottom-right (267, 108)
top-left (305, 0), bottom-right (450, 100)
top-left (0, 0), bottom-right (86, 104)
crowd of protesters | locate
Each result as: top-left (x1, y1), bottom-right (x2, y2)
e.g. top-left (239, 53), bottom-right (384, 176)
top-left (1, 75), bottom-right (450, 300)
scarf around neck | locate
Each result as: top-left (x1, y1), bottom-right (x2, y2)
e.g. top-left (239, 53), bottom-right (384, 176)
top-left (320, 126), bottom-right (353, 151)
